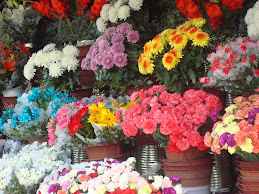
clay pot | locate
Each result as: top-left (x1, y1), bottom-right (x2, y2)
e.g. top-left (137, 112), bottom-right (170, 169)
top-left (83, 153), bottom-right (128, 162)
top-left (238, 169), bottom-right (259, 178)
top-left (27, 139), bottom-right (49, 144)
top-left (240, 175), bottom-right (259, 182)
top-left (239, 183), bottom-right (259, 190)
top-left (86, 142), bottom-right (123, 160)
top-left (0, 96), bottom-right (17, 110)
top-left (163, 146), bottom-right (209, 160)
top-left (238, 176), bottom-right (259, 185)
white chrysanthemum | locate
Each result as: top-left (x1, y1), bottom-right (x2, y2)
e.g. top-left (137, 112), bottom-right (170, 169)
top-left (34, 50), bottom-right (44, 67)
top-left (61, 56), bottom-right (79, 72)
top-left (96, 17), bottom-right (107, 32)
top-left (63, 45), bottom-right (79, 57)
top-left (24, 63), bottom-right (36, 80)
top-left (108, 6), bottom-right (118, 23)
top-left (118, 5), bottom-right (130, 21)
top-left (100, 4), bottom-right (110, 21)
top-left (114, 0), bottom-right (128, 8)
top-left (42, 43), bottom-right (56, 53)
top-left (245, 1), bottom-right (259, 40)
top-left (128, 0), bottom-right (144, 11)
top-left (48, 50), bottom-right (63, 62)
top-left (247, 25), bottom-right (258, 40)
top-left (48, 62), bottom-right (63, 78)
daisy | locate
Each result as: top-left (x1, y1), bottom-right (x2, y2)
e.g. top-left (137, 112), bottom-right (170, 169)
top-left (138, 57), bottom-right (154, 75)
top-left (162, 53), bottom-right (178, 71)
top-left (192, 32), bottom-right (210, 47)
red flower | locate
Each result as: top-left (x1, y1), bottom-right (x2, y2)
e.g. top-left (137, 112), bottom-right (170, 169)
top-left (221, 0), bottom-right (245, 11)
top-left (187, 131), bottom-right (201, 147)
top-left (250, 54), bottom-right (257, 64)
top-left (223, 67), bottom-right (230, 74)
top-left (76, 9), bottom-right (86, 15)
top-left (88, 173), bottom-right (98, 178)
top-left (168, 141), bottom-right (181, 153)
top-left (68, 119), bottom-right (83, 135)
top-left (196, 137), bottom-right (208, 151)
top-left (18, 43), bottom-right (31, 55)
top-left (205, 2), bottom-right (222, 30)
top-left (254, 69), bottom-right (259, 76)
top-left (1, 59), bottom-right (17, 72)
top-left (73, 191), bottom-right (83, 194)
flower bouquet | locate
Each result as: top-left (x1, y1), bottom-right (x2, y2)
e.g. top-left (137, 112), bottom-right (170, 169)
top-left (47, 96), bottom-right (133, 147)
top-left (0, 87), bottom-right (76, 140)
top-left (0, 142), bottom-right (70, 194)
top-left (81, 22), bottom-right (150, 93)
top-left (245, 0), bottom-right (259, 41)
top-left (23, 44), bottom-right (80, 93)
top-left (200, 37), bottom-right (259, 94)
top-left (138, 18), bottom-right (210, 93)
top-left (117, 85), bottom-right (222, 153)
top-left (37, 157), bottom-right (182, 194)
top-left (204, 94), bottom-right (259, 160)
top-left (0, 41), bottom-right (30, 92)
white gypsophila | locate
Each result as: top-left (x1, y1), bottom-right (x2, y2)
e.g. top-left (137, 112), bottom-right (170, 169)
top-left (96, 17), bottom-right (107, 32)
top-left (48, 62), bottom-right (64, 78)
top-left (108, 6), bottom-right (118, 23)
top-left (100, 4), bottom-right (110, 21)
top-left (63, 45), bottom-right (79, 57)
top-left (42, 43), bottom-right (56, 53)
top-left (128, 0), bottom-right (144, 11)
top-left (61, 56), bottom-right (79, 72)
top-left (23, 62), bottom-right (36, 80)
top-left (118, 5), bottom-right (130, 21)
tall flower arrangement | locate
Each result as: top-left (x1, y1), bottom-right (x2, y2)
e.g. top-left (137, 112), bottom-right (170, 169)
top-left (117, 85), bottom-right (222, 153)
top-left (204, 94), bottom-right (259, 160)
top-left (138, 18), bottom-right (210, 92)
top-left (23, 44), bottom-right (80, 92)
top-left (0, 88), bottom-right (76, 140)
top-left (37, 157), bottom-right (182, 194)
top-left (200, 37), bottom-right (259, 94)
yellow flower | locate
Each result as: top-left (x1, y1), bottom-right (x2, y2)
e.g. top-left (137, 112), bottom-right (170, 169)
top-left (138, 57), bottom-right (154, 75)
top-left (138, 185), bottom-right (152, 194)
top-left (240, 138), bottom-right (254, 153)
top-left (228, 146), bottom-right (236, 155)
top-left (192, 32), bottom-right (210, 47)
top-left (226, 122), bottom-right (240, 134)
top-left (170, 34), bottom-right (188, 50)
top-left (124, 101), bottom-right (137, 110)
top-left (101, 110), bottom-right (117, 126)
top-left (89, 102), bottom-right (105, 116)
top-left (70, 183), bottom-right (79, 193)
top-left (223, 115), bottom-right (235, 125)
top-left (161, 29), bottom-right (174, 39)
top-left (88, 115), bottom-right (100, 124)
top-left (214, 123), bottom-right (226, 136)
top-left (184, 20), bottom-right (193, 27)
top-left (96, 184), bottom-right (107, 194)
top-left (225, 105), bottom-right (237, 114)
top-left (191, 18), bottom-right (206, 28)
top-left (143, 41), bottom-right (152, 57)
top-left (70, 169), bottom-right (78, 177)
top-left (129, 182), bottom-right (136, 190)
top-left (187, 27), bottom-right (201, 39)
top-left (162, 53), bottom-right (178, 71)
top-left (169, 48), bottom-right (183, 60)
top-left (150, 40), bottom-right (164, 55)
top-left (112, 100), bottom-right (123, 108)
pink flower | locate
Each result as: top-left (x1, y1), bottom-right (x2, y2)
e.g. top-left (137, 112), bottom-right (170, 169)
top-left (47, 117), bottom-right (56, 131)
top-left (139, 89), bottom-right (147, 101)
top-left (130, 91), bottom-right (139, 101)
top-left (211, 135), bottom-right (221, 154)
top-left (204, 132), bottom-right (212, 147)
top-left (176, 137), bottom-right (190, 151)
top-left (150, 96), bottom-right (159, 107)
top-left (115, 109), bottom-right (123, 122)
top-left (121, 122), bottom-right (138, 137)
top-left (113, 53), bottom-right (127, 67)
top-left (79, 174), bottom-right (90, 183)
top-left (127, 30), bottom-right (139, 43)
top-left (57, 117), bottom-right (70, 131)
top-left (57, 190), bottom-right (67, 194)
top-left (234, 131), bottom-right (246, 146)
top-left (147, 85), bottom-right (166, 96)
top-left (162, 177), bottom-right (172, 189)
top-left (48, 128), bottom-right (56, 146)
top-left (135, 177), bottom-right (148, 190)
top-left (235, 108), bottom-right (249, 119)
top-left (57, 107), bottom-right (70, 119)
top-left (199, 77), bottom-right (210, 84)
top-left (142, 119), bottom-right (157, 134)
top-left (168, 93), bottom-right (182, 105)
top-left (187, 131), bottom-right (201, 147)
top-left (159, 91), bottom-right (170, 104)
top-left (128, 171), bottom-right (140, 183)
top-left (79, 181), bottom-right (88, 192)
top-left (62, 180), bottom-right (72, 190)
top-left (95, 97), bottom-right (104, 104)
top-left (233, 96), bottom-right (246, 104)
top-left (160, 119), bottom-right (180, 135)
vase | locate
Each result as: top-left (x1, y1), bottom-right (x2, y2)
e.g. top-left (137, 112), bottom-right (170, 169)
top-left (77, 44), bottom-right (95, 88)
top-left (71, 147), bottom-right (88, 164)
top-left (0, 86), bottom-right (23, 110)
top-left (86, 142), bottom-right (124, 161)
top-left (135, 144), bottom-right (165, 180)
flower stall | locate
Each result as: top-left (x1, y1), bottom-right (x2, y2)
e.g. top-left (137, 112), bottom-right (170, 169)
top-left (0, 0), bottom-right (259, 193)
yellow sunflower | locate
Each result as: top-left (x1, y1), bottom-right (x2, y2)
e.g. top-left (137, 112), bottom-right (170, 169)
top-left (162, 53), bottom-right (178, 71)
top-left (161, 29), bottom-right (174, 39)
top-left (172, 34), bottom-right (188, 50)
top-left (191, 18), bottom-right (206, 28)
top-left (192, 32), bottom-right (210, 47)
top-left (187, 27), bottom-right (201, 39)
top-left (150, 40), bottom-right (164, 55)
top-left (138, 57), bottom-right (155, 75)
top-left (143, 41), bottom-right (152, 57)
top-left (88, 102), bottom-right (105, 116)
top-left (184, 20), bottom-right (193, 27)
top-left (169, 34), bottom-right (181, 47)
top-left (169, 48), bottom-right (183, 60)
top-left (101, 110), bottom-right (117, 126)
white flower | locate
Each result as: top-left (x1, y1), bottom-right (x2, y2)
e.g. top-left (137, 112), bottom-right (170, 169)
top-left (61, 56), bottom-right (79, 72)
top-left (108, 6), bottom-right (118, 23)
top-left (174, 184), bottom-right (183, 194)
top-left (48, 50), bottom-right (63, 62)
top-left (152, 176), bottom-right (163, 190)
top-left (114, 0), bottom-right (128, 8)
top-left (11, 5), bottom-right (26, 25)
top-left (48, 62), bottom-right (63, 78)
top-left (42, 43), bottom-right (56, 53)
top-left (118, 5), bottom-right (130, 21)
top-left (24, 62), bottom-right (36, 80)
top-left (125, 157), bottom-right (136, 166)
top-left (106, 181), bottom-right (116, 192)
top-left (96, 17), bottom-right (107, 32)
top-left (100, 4), bottom-right (110, 21)
top-left (128, 0), bottom-right (144, 11)
top-left (63, 45), bottom-right (79, 57)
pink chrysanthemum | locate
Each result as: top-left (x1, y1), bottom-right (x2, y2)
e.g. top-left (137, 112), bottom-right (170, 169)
top-left (95, 53), bottom-right (104, 64)
top-left (102, 55), bottom-right (114, 69)
top-left (110, 42), bottom-right (125, 53)
top-left (113, 53), bottom-right (127, 67)
top-left (48, 128), bottom-right (56, 146)
top-left (90, 60), bottom-right (98, 71)
top-left (98, 39), bottom-right (110, 53)
top-left (127, 30), bottom-right (139, 43)
top-left (117, 22), bottom-right (133, 34)
top-left (105, 26), bottom-right (117, 37)
top-left (111, 33), bottom-right (124, 44)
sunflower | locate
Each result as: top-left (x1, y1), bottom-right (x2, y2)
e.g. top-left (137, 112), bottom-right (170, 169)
top-left (169, 34), bottom-right (181, 47)
top-left (150, 40), bottom-right (164, 55)
top-left (138, 57), bottom-right (155, 75)
top-left (172, 34), bottom-right (188, 50)
top-left (187, 27), bottom-right (201, 38)
top-left (162, 53), bottom-right (178, 71)
top-left (169, 49), bottom-right (183, 60)
top-left (192, 32), bottom-right (210, 47)
top-left (161, 29), bottom-right (174, 39)
top-left (191, 18), bottom-right (206, 28)
top-left (101, 110), bottom-right (117, 126)
top-left (88, 102), bottom-right (105, 116)
top-left (143, 41), bottom-right (152, 57)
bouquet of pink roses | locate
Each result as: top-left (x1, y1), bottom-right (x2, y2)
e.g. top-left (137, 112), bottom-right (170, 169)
top-left (116, 85), bottom-right (222, 153)
top-left (204, 94), bottom-right (259, 160)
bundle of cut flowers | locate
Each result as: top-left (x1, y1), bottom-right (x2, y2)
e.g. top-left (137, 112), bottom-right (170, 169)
top-left (37, 157), bottom-right (182, 194)
top-left (204, 94), bottom-right (259, 160)
top-left (200, 37), bottom-right (259, 94)
top-left (81, 22), bottom-right (148, 93)
top-left (23, 44), bottom-right (80, 92)
top-left (116, 85), bottom-right (222, 153)
top-left (0, 141), bottom-right (70, 194)
top-left (0, 87), bottom-right (76, 140)
top-left (138, 18), bottom-right (210, 93)
top-left (47, 96), bottom-right (133, 147)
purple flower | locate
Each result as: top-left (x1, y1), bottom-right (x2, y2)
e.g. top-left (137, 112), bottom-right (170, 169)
top-left (62, 180), bottom-right (72, 190)
top-left (127, 30), bottom-right (139, 43)
top-left (102, 55), bottom-right (114, 69)
top-left (163, 187), bottom-right (176, 194)
top-left (95, 53), bottom-right (104, 64)
top-left (48, 184), bottom-right (58, 193)
top-left (93, 163), bottom-right (101, 168)
top-left (110, 42), bottom-right (125, 53)
top-left (111, 33), bottom-right (124, 44)
top-left (117, 22), bottom-right (133, 34)
top-left (170, 175), bottom-right (182, 184)
top-left (105, 26), bottom-right (117, 37)
top-left (219, 132), bottom-right (229, 146)
top-left (61, 170), bottom-right (70, 176)
top-left (77, 171), bottom-right (86, 178)
top-left (211, 109), bottom-right (219, 122)
top-left (113, 53), bottom-right (127, 67)
top-left (227, 134), bottom-right (236, 148)
top-left (249, 109), bottom-right (257, 118)
top-left (112, 159), bottom-right (121, 164)
top-left (98, 39), bottom-right (110, 53)
top-left (248, 117), bottom-right (255, 124)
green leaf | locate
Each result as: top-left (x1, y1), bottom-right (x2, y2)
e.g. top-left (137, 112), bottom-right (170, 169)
top-left (188, 69), bottom-right (196, 84)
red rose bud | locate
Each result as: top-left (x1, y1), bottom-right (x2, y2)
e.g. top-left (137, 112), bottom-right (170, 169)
top-left (254, 69), bottom-right (259, 76)
top-left (223, 67), bottom-right (230, 74)
top-left (250, 54), bottom-right (257, 64)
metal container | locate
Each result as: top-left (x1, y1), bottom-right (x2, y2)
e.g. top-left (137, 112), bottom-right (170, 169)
top-left (71, 147), bottom-right (88, 164)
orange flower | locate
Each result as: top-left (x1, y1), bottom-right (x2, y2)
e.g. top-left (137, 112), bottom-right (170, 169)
top-left (1, 59), bottom-right (17, 72)
top-left (18, 43), bottom-right (30, 55)
top-left (221, 0), bottom-right (245, 12)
